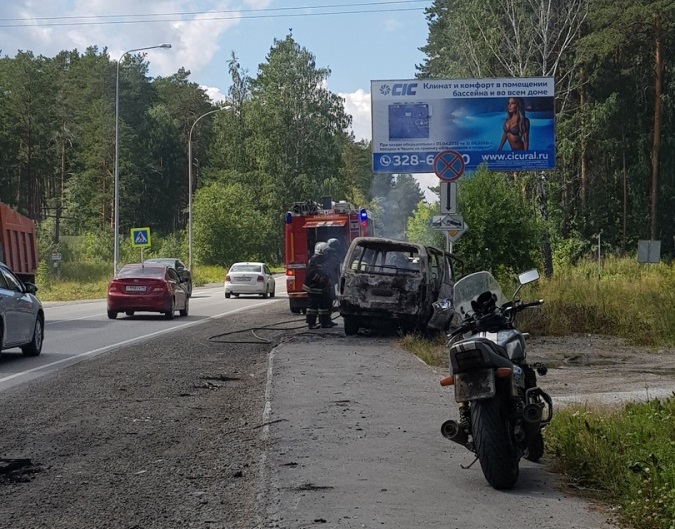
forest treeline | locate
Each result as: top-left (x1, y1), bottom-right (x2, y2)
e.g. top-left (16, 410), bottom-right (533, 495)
top-left (418, 0), bottom-right (674, 272)
top-left (0, 0), bottom-right (673, 272)
top-left (0, 35), bottom-right (422, 267)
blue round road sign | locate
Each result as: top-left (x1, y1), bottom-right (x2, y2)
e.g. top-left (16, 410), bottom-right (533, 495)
top-left (434, 150), bottom-right (465, 182)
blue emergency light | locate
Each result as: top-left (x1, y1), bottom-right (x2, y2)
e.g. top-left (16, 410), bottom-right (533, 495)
top-left (285, 212), bottom-right (293, 224)
top-left (359, 208), bottom-right (368, 229)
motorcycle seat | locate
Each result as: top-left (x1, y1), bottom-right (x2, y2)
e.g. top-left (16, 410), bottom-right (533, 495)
top-left (472, 337), bottom-right (510, 359)
top-left (450, 337), bottom-right (513, 373)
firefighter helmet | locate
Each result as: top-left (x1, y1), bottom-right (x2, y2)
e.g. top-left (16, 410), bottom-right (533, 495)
top-left (314, 242), bottom-right (329, 255)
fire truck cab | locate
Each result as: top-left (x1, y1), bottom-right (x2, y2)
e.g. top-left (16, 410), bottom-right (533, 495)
top-left (284, 198), bottom-right (373, 314)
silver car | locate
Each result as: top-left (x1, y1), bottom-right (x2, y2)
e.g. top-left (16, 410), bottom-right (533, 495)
top-left (224, 262), bottom-right (276, 299)
top-left (0, 261), bottom-right (44, 356)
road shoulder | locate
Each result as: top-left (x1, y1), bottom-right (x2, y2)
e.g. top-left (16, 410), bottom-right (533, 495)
top-left (263, 330), bottom-right (620, 529)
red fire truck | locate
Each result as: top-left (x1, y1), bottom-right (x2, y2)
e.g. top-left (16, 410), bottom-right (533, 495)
top-left (284, 198), bottom-right (373, 313)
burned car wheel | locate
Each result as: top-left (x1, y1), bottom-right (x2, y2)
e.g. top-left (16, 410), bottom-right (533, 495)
top-left (344, 316), bottom-right (359, 336)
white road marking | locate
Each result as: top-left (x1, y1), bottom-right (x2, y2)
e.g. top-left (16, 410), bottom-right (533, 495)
top-left (257, 337), bottom-right (279, 525)
top-left (0, 301), bottom-right (279, 384)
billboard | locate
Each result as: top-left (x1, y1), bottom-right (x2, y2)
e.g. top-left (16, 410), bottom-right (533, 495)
top-left (371, 77), bottom-right (555, 173)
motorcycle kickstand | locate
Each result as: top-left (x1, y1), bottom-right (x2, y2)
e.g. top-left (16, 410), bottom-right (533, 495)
top-left (461, 457), bottom-right (479, 470)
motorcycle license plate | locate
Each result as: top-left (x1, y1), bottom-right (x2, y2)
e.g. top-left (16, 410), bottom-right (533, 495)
top-left (454, 369), bottom-right (496, 401)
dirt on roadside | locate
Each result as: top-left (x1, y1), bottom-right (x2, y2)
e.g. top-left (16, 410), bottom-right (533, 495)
top-left (0, 302), bottom-right (304, 529)
top-left (527, 334), bottom-right (675, 404)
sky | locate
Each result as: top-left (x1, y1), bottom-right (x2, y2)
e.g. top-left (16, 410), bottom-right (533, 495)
top-left (0, 0), bottom-right (440, 200)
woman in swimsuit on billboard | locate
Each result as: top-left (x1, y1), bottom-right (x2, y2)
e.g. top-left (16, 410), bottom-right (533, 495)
top-left (498, 97), bottom-right (530, 151)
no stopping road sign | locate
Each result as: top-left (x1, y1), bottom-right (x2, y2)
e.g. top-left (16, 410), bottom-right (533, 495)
top-left (433, 150), bottom-right (465, 182)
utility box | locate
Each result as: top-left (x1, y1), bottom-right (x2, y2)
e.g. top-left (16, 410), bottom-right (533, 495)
top-left (637, 240), bottom-right (661, 264)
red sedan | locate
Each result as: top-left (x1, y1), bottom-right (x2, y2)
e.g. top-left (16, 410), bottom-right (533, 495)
top-left (107, 263), bottom-right (189, 320)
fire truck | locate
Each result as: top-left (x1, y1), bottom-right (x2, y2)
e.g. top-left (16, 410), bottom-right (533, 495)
top-left (284, 198), bottom-right (373, 313)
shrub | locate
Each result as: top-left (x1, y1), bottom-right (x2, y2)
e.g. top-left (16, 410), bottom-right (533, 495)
top-left (547, 398), bottom-right (675, 529)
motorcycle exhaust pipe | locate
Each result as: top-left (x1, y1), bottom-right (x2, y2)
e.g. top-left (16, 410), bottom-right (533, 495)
top-left (523, 403), bottom-right (543, 424)
top-left (441, 419), bottom-right (469, 448)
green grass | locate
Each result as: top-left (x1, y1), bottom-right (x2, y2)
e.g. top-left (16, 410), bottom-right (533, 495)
top-left (546, 398), bottom-right (675, 529)
top-left (527, 257), bottom-right (675, 346)
top-left (192, 264), bottom-right (227, 285)
top-left (399, 334), bottom-right (447, 367)
top-left (35, 262), bottom-right (229, 302)
top-left (37, 279), bottom-right (110, 302)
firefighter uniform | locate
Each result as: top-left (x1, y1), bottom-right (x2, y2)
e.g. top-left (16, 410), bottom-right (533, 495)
top-left (325, 238), bottom-right (343, 311)
top-left (303, 242), bottom-right (333, 329)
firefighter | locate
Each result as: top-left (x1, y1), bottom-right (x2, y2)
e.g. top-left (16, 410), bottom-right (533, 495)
top-left (303, 242), bottom-right (334, 329)
top-left (325, 238), bottom-right (342, 310)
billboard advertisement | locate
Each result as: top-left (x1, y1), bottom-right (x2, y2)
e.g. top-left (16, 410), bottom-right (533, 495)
top-left (371, 77), bottom-right (555, 173)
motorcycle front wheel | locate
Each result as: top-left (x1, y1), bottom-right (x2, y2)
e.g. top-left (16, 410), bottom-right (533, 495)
top-left (471, 396), bottom-right (520, 489)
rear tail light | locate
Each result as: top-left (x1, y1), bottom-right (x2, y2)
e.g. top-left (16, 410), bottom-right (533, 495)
top-left (257, 275), bottom-right (264, 282)
top-left (496, 367), bottom-right (513, 378)
top-left (225, 275), bottom-right (231, 282)
top-left (109, 282), bottom-right (120, 292)
top-left (286, 269), bottom-right (295, 276)
top-left (149, 280), bottom-right (169, 294)
top-left (455, 350), bottom-right (486, 371)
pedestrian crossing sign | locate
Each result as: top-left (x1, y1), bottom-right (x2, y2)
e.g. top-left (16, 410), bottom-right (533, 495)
top-left (130, 227), bottom-right (151, 248)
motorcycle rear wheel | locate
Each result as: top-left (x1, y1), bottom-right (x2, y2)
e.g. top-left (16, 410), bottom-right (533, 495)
top-left (471, 396), bottom-right (520, 489)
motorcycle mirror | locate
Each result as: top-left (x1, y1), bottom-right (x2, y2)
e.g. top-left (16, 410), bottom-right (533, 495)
top-left (512, 269), bottom-right (540, 300)
top-left (518, 269), bottom-right (540, 285)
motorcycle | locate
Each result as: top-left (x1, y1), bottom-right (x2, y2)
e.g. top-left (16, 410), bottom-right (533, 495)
top-left (439, 269), bottom-right (552, 489)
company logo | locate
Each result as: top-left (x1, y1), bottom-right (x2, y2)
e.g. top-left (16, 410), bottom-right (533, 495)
top-left (379, 83), bottom-right (418, 97)
top-left (393, 83), bottom-right (418, 96)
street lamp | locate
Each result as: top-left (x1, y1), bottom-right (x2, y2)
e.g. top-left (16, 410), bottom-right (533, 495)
top-left (188, 105), bottom-right (231, 271)
top-left (114, 43), bottom-right (171, 275)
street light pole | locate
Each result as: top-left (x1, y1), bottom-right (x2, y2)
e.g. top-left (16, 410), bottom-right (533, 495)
top-left (188, 105), bottom-right (231, 271)
top-left (114, 43), bottom-right (171, 275)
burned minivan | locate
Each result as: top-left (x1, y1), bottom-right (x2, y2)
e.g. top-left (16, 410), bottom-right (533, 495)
top-left (338, 237), bottom-right (455, 335)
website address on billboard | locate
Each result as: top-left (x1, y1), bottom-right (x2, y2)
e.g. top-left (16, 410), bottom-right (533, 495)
top-left (372, 150), bottom-right (555, 173)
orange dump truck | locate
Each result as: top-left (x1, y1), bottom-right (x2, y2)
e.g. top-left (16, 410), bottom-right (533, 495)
top-left (0, 202), bottom-right (38, 283)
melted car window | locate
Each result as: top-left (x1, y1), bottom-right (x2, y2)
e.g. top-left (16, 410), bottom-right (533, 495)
top-left (349, 244), bottom-right (420, 276)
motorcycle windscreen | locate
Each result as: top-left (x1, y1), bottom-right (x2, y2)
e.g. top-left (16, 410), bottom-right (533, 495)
top-left (454, 369), bottom-right (496, 401)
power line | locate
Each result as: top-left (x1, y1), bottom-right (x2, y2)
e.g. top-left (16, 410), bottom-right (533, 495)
top-left (0, 0), bottom-right (428, 20)
top-left (0, 1), bottom-right (430, 28)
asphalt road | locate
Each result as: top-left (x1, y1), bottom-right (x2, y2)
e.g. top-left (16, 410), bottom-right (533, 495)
top-left (0, 285), bottom-right (622, 529)
top-left (0, 279), bottom-right (287, 391)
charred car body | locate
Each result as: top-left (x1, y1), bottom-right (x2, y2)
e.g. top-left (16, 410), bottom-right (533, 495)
top-left (338, 237), bottom-right (456, 335)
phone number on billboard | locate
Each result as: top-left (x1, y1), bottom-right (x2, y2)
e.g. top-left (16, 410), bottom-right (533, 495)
top-left (374, 153), bottom-right (435, 172)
